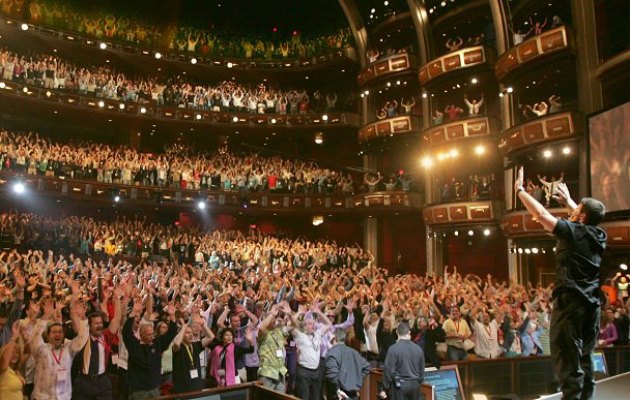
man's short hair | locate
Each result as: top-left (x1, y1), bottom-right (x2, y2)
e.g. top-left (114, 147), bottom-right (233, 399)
top-left (396, 321), bottom-right (410, 336)
top-left (580, 197), bottom-right (606, 226)
top-left (87, 312), bottom-right (103, 325)
top-left (47, 322), bottom-right (63, 334)
top-left (333, 328), bottom-right (347, 343)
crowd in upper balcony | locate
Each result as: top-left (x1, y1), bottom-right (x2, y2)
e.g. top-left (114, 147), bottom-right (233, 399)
top-left (0, 0), bottom-right (354, 62)
top-left (0, 47), bottom-right (348, 114)
top-left (0, 130), bottom-right (360, 195)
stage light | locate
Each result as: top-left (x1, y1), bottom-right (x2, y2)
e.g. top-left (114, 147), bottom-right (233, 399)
top-left (194, 114), bottom-right (201, 120)
top-left (46, 91), bottom-right (52, 97)
top-left (232, 116), bottom-right (239, 122)
top-left (312, 216), bottom-right (324, 226)
top-left (474, 145), bottom-right (485, 155)
top-left (371, 8), bottom-right (376, 13)
top-left (517, 248), bottom-right (523, 254)
top-left (532, 247), bottom-right (539, 254)
top-left (98, 100), bottom-right (105, 108)
top-left (99, 42), bottom-right (107, 50)
top-left (525, 248), bottom-right (531, 254)
top-left (315, 132), bottom-right (324, 145)
top-left (471, 77), bottom-right (478, 84)
top-left (119, 103), bottom-right (125, 110)
top-left (114, 195), bottom-right (120, 203)
top-left (20, 23), bottom-right (28, 31)
top-left (454, 230), bottom-right (459, 236)
top-left (449, 149), bottom-right (459, 158)
top-left (12, 182), bottom-right (25, 194)
top-left (441, 1), bottom-right (447, 6)
top-left (271, 118), bottom-right (277, 124)
top-left (506, 86), bottom-right (514, 93)
top-left (227, 62), bottom-right (234, 68)
top-left (154, 52), bottom-right (162, 59)
top-left (396, 80), bottom-right (401, 85)
top-left (421, 156), bottom-right (433, 168)
top-left (364, 90), bottom-right (370, 96)
top-left (140, 107), bottom-right (147, 114)
top-left (190, 58), bottom-right (198, 64)
top-left (621, 263), bottom-right (628, 271)
top-left (499, 92), bottom-right (504, 97)
top-left (197, 200), bottom-right (206, 210)
top-left (22, 87), bottom-right (28, 93)
top-left (562, 146), bottom-right (571, 155)
top-left (543, 149), bottom-right (552, 158)
top-left (468, 230), bottom-right (474, 236)
top-left (322, 114), bottom-right (329, 121)
top-left (384, 1), bottom-right (390, 6)
top-left (272, 27), bottom-right (278, 32)
top-left (422, 92), bottom-right (427, 98)
top-left (483, 228), bottom-right (491, 236)
top-left (0, 82), bottom-right (5, 89)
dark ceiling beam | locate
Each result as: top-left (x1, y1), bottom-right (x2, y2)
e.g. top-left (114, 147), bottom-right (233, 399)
top-left (338, 0), bottom-right (370, 68)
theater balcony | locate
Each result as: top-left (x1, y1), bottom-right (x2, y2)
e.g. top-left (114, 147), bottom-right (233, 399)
top-left (498, 111), bottom-right (578, 156)
top-left (357, 52), bottom-right (418, 87)
top-left (358, 115), bottom-right (422, 143)
top-left (422, 200), bottom-right (498, 226)
top-left (600, 220), bottom-right (630, 249)
top-left (0, 79), bottom-right (360, 132)
top-left (500, 208), bottom-right (568, 238)
top-left (0, 171), bottom-right (422, 215)
top-left (0, 18), bottom-right (358, 78)
top-left (495, 25), bottom-right (574, 82)
top-left (422, 115), bottom-right (500, 148)
top-left (419, 46), bottom-right (493, 86)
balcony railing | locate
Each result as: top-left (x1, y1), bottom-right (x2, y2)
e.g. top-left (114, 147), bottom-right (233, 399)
top-left (500, 208), bottom-right (567, 237)
top-left (419, 46), bottom-right (491, 85)
top-left (0, 79), bottom-right (359, 128)
top-left (357, 52), bottom-right (418, 86)
top-left (498, 111), bottom-right (577, 155)
top-left (0, 171), bottom-right (422, 213)
top-left (600, 220), bottom-right (630, 248)
top-left (422, 115), bottom-right (500, 146)
top-left (495, 25), bottom-right (573, 81)
top-left (422, 200), bottom-right (497, 226)
top-left (358, 114), bottom-right (422, 143)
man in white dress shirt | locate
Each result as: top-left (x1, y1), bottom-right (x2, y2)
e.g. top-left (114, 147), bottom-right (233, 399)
top-left (470, 310), bottom-right (502, 359)
top-left (30, 299), bottom-right (89, 400)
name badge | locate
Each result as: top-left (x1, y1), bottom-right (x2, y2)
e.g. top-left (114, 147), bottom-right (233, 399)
top-left (235, 376), bottom-right (241, 384)
top-left (56, 368), bottom-right (68, 386)
top-left (111, 353), bottom-right (119, 366)
top-left (199, 351), bottom-right (207, 366)
top-left (276, 349), bottom-right (284, 358)
top-left (190, 369), bottom-right (199, 379)
top-left (289, 341), bottom-right (295, 347)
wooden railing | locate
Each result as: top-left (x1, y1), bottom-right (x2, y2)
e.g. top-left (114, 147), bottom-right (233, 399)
top-left (357, 52), bottom-right (418, 86)
top-left (495, 25), bottom-right (573, 80)
top-left (419, 46), bottom-right (492, 85)
top-left (0, 78), bottom-right (359, 128)
top-left (422, 115), bottom-right (500, 146)
top-left (423, 200), bottom-right (497, 226)
top-left (358, 115), bottom-right (422, 143)
top-left (0, 171), bottom-right (423, 212)
top-left (498, 111), bottom-right (578, 156)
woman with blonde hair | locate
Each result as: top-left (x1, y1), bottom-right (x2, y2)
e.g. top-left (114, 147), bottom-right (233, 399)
top-left (0, 321), bottom-right (25, 400)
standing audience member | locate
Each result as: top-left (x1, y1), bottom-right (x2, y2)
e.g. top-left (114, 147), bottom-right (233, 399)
top-left (324, 328), bottom-right (370, 400)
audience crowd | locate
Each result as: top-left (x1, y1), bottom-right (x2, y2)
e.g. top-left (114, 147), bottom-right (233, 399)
top-left (0, 0), bottom-right (353, 61)
top-left (0, 210), bottom-right (627, 399)
top-left (0, 130), bottom-right (358, 195)
top-left (0, 48), bottom-right (345, 114)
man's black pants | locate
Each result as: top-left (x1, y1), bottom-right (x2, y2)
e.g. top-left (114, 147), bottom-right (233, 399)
top-left (295, 365), bottom-right (322, 400)
top-left (73, 374), bottom-right (113, 400)
top-left (551, 291), bottom-right (600, 400)
top-left (389, 381), bottom-right (423, 400)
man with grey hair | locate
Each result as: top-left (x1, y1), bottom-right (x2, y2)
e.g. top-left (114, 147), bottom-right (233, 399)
top-left (324, 328), bottom-right (370, 400)
top-left (380, 322), bottom-right (425, 400)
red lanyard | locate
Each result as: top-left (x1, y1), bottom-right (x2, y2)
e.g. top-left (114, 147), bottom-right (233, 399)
top-left (484, 325), bottom-right (492, 337)
top-left (51, 348), bottom-right (64, 366)
top-left (454, 321), bottom-right (460, 334)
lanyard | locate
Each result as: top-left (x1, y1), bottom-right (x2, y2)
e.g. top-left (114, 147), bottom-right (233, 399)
top-left (484, 325), bottom-right (492, 337)
top-left (454, 320), bottom-right (460, 334)
top-left (184, 344), bottom-right (194, 366)
top-left (51, 348), bottom-right (64, 366)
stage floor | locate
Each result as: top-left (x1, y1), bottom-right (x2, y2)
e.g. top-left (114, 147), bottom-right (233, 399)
top-left (537, 372), bottom-right (630, 399)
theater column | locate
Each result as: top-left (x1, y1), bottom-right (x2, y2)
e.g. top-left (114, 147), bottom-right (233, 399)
top-left (338, 0), bottom-right (369, 68)
top-left (406, 0), bottom-right (434, 66)
top-left (571, 0), bottom-right (603, 198)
